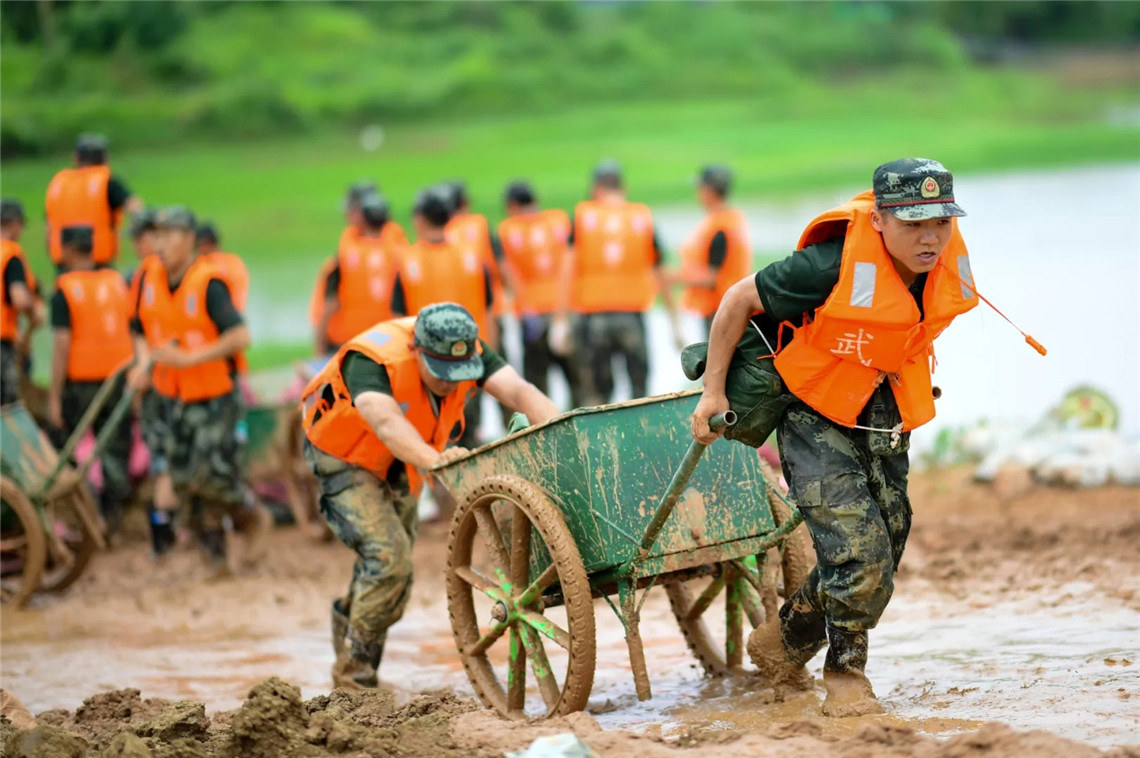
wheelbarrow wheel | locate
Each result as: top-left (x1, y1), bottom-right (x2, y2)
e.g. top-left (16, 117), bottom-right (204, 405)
top-left (0, 477), bottom-right (47, 608)
top-left (447, 475), bottom-right (596, 719)
top-left (665, 459), bottom-right (813, 677)
top-left (38, 475), bottom-right (101, 594)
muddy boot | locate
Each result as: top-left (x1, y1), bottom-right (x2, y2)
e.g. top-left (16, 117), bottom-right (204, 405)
top-left (821, 627), bottom-right (884, 718)
top-left (233, 496), bottom-right (273, 568)
top-left (330, 599), bottom-right (350, 658)
top-left (199, 529), bottom-right (233, 579)
top-left (333, 630), bottom-right (385, 690)
top-left (148, 507), bottom-right (177, 560)
top-left (746, 620), bottom-right (815, 695)
top-left (747, 584), bottom-right (827, 695)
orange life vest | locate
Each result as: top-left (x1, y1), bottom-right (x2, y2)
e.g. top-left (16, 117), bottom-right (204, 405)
top-left (399, 240), bottom-right (491, 337)
top-left (56, 269), bottom-right (133, 381)
top-left (498, 209), bottom-right (570, 317)
top-left (772, 190), bottom-right (978, 431)
top-left (44, 165), bottom-right (121, 265)
top-left (138, 257), bottom-right (234, 403)
top-left (132, 255), bottom-right (177, 398)
top-left (300, 317), bottom-right (478, 495)
top-left (326, 233), bottom-right (401, 346)
top-left (680, 208), bottom-right (751, 317)
top-left (1, 239), bottom-right (36, 342)
top-left (570, 199), bottom-right (657, 313)
top-left (203, 251), bottom-right (250, 374)
top-left (339, 222), bottom-right (408, 255)
top-left (447, 213), bottom-right (507, 317)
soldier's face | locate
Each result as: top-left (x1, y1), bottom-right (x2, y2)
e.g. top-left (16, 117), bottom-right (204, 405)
top-left (347, 206), bottom-right (364, 229)
top-left (416, 353), bottom-right (459, 396)
top-left (872, 211), bottom-right (953, 276)
top-left (135, 231), bottom-right (156, 258)
top-left (156, 228), bottom-right (195, 272)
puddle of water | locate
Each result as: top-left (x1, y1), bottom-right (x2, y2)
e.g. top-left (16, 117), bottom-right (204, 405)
top-left (3, 585), bottom-right (1137, 746)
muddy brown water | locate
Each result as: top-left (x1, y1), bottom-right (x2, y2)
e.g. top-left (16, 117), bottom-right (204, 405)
top-left (3, 469), bottom-right (1138, 753)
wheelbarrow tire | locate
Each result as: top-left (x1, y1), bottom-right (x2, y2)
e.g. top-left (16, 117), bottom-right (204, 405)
top-left (759, 459), bottom-right (813, 600)
top-left (39, 480), bottom-right (100, 594)
top-left (0, 476), bottom-right (47, 608)
top-left (665, 460), bottom-right (814, 678)
top-left (447, 475), bottom-right (596, 719)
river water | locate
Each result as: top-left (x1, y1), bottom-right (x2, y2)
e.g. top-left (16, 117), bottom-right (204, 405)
top-left (246, 163), bottom-right (1140, 444)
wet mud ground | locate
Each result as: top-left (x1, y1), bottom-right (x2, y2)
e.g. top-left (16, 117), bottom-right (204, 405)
top-left (3, 467), bottom-right (1138, 756)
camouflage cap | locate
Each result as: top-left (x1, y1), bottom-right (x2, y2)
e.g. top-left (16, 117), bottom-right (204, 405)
top-left (129, 207), bottom-right (158, 238)
top-left (194, 220), bottom-right (220, 245)
top-left (873, 158), bottom-right (966, 221)
top-left (413, 186), bottom-right (453, 228)
top-left (75, 132), bottom-right (109, 161)
top-left (593, 159), bottom-right (622, 186)
top-left (155, 205), bottom-right (197, 230)
top-left (413, 302), bottom-right (483, 383)
top-left (0, 198), bottom-right (25, 224)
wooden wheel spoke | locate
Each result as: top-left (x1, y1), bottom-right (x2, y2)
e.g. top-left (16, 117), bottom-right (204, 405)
top-left (454, 565), bottom-right (506, 600)
top-left (507, 625), bottom-right (527, 714)
top-left (685, 574), bottom-right (726, 622)
top-left (517, 564), bottom-right (558, 606)
top-left (741, 582), bottom-right (765, 628)
top-left (518, 609), bottom-right (571, 651)
top-left (509, 508), bottom-right (532, 589)
top-left (473, 504), bottom-right (511, 580)
top-left (45, 530), bottom-right (75, 567)
top-left (519, 625), bottom-right (561, 711)
top-left (725, 577), bottom-right (743, 668)
top-left (467, 620), bottom-right (509, 657)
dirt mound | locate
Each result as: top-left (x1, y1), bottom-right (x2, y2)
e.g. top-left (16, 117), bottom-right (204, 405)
top-left (6, 677), bottom-right (1139, 758)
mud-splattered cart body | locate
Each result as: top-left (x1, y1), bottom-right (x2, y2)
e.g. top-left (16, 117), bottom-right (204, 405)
top-left (435, 389), bottom-right (810, 719)
top-left (1, 403), bottom-right (108, 608)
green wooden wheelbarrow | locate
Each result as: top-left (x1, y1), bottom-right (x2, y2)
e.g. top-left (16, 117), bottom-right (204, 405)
top-left (433, 388), bottom-right (812, 719)
top-left (0, 360), bottom-right (151, 607)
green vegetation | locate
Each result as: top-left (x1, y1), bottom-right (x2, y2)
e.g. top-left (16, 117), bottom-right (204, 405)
top-left (4, 1), bottom-right (1139, 156)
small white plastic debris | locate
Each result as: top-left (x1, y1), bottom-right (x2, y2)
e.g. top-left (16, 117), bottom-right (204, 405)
top-left (506, 733), bottom-right (600, 758)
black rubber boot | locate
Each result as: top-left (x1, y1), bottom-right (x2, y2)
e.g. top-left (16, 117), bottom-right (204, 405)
top-left (99, 488), bottom-right (123, 539)
top-left (821, 627), bottom-right (883, 717)
top-left (148, 507), bottom-right (176, 558)
top-left (779, 582), bottom-right (829, 668)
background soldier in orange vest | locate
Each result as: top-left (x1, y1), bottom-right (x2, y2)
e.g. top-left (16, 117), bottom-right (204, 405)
top-left (315, 193), bottom-right (402, 355)
top-left (48, 225), bottom-right (135, 535)
top-left (312, 181), bottom-right (409, 355)
top-left (693, 159), bottom-right (977, 718)
top-left (300, 302), bottom-right (558, 689)
top-left (444, 180), bottom-right (509, 330)
top-left (554, 160), bottom-right (683, 407)
top-left (1, 199), bottom-right (42, 406)
top-left (129, 207), bottom-right (271, 573)
top-left (498, 180), bottom-right (576, 403)
top-left (124, 208), bottom-right (180, 557)
top-left (45, 133), bottom-right (142, 272)
top-left (195, 222), bottom-right (250, 312)
top-left (392, 187), bottom-right (498, 448)
top-left (670, 165), bottom-right (752, 335)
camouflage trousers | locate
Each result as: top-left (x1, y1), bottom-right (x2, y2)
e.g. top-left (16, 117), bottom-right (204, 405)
top-left (777, 384), bottom-right (913, 649)
top-left (0, 341), bottom-right (19, 406)
top-left (170, 388), bottom-right (247, 531)
top-left (521, 314), bottom-right (576, 404)
top-left (572, 311), bottom-right (649, 407)
top-left (61, 378), bottom-right (133, 529)
top-left (140, 390), bottom-right (175, 475)
top-left (304, 440), bottom-right (418, 661)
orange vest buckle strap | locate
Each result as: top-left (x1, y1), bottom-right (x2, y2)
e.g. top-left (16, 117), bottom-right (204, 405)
top-left (300, 317), bottom-right (479, 496)
top-left (772, 190), bottom-right (978, 432)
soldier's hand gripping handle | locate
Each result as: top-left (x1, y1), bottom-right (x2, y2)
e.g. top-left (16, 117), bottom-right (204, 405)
top-left (691, 390), bottom-right (734, 444)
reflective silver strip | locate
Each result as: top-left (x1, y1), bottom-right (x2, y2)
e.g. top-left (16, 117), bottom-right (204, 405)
top-left (850, 262), bottom-right (876, 307)
top-left (958, 255), bottom-right (975, 299)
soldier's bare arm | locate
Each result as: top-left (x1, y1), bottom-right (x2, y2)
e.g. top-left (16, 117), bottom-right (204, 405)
top-left (482, 366), bottom-right (559, 425)
top-left (691, 275), bottom-right (763, 444)
top-left (49, 328), bottom-right (70, 428)
top-left (354, 390), bottom-right (450, 471)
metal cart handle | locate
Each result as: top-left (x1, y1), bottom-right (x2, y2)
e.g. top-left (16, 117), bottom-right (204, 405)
top-left (632, 410), bottom-right (737, 563)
